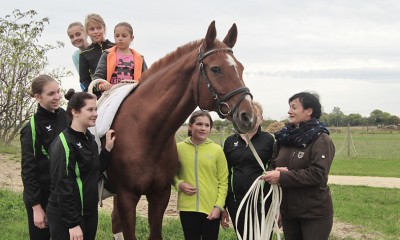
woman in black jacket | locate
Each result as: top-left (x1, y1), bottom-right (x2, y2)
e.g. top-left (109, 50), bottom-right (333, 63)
top-left (46, 90), bottom-right (115, 240)
top-left (20, 75), bottom-right (68, 239)
top-left (221, 101), bottom-right (275, 239)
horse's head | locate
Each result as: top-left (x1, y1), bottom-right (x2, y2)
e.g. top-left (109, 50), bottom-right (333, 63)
top-left (195, 21), bottom-right (256, 134)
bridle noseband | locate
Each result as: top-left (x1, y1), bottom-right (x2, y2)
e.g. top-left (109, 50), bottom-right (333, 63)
top-left (197, 47), bottom-right (253, 119)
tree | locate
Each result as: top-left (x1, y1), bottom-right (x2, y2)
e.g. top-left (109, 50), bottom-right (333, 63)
top-left (347, 113), bottom-right (363, 126)
top-left (331, 107), bottom-right (344, 128)
top-left (370, 109), bottom-right (383, 126)
top-left (0, 9), bottom-right (70, 144)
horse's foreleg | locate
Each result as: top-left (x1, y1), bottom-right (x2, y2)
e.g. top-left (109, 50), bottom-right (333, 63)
top-left (116, 191), bottom-right (140, 240)
top-left (146, 188), bottom-right (171, 240)
top-left (112, 196), bottom-right (123, 235)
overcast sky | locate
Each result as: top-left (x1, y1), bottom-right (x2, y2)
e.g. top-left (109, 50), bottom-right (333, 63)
top-left (2, 0), bottom-right (400, 120)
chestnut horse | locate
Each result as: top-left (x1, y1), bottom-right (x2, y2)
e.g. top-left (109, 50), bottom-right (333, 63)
top-left (108, 21), bottom-right (256, 239)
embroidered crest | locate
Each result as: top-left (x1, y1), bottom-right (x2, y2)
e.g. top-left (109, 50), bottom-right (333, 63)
top-left (46, 125), bottom-right (52, 132)
top-left (234, 141), bottom-right (239, 147)
top-left (77, 142), bottom-right (82, 149)
top-left (297, 151), bottom-right (304, 158)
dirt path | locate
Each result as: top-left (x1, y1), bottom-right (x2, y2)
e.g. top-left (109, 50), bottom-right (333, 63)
top-left (1, 154), bottom-right (397, 239)
top-left (0, 155), bottom-right (178, 218)
top-left (329, 175), bottom-right (400, 188)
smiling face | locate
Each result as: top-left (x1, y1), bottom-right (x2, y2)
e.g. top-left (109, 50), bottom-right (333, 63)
top-left (72, 99), bottom-right (98, 129)
top-left (35, 81), bottom-right (62, 112)
top-left (288, 98), bottom-right (313, 126)
top-left (67, 25), bottom-right (88, 50)
top-left (189, 116), bottom-right (212, 145)
top-left (114, 25), bottom-right (134, 51)
top-left (86, 22), bottom-right (105, 44)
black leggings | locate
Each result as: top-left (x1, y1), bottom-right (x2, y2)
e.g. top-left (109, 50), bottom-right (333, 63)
top-left (179, 211), bottom-right (221, 240)
top-left (25, 191), bottom-right (50, 240)
top-left (282, 216), bottom-right (333, 240)
top-left (47, 204), bottom-right (98, 240)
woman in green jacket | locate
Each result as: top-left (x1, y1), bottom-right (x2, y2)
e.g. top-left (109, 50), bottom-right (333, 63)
top-left (173, 110), bottom-right (228, 240)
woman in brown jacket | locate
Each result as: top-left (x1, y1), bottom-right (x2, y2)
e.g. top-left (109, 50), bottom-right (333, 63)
top-left (263, 92), bottom-right (335, 240)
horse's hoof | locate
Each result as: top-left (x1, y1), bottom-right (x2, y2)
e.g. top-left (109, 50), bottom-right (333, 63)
top-left (113, 232), bottom-right (124, 240)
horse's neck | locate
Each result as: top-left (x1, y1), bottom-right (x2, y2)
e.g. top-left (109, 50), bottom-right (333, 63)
top-left (126, 55), bottom-right (198, 141)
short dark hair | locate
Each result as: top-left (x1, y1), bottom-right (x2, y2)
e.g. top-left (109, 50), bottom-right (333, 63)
top-left (187, 110), bottom-right (213, 136)
top-left (289, 92), bottom-right (322, 119)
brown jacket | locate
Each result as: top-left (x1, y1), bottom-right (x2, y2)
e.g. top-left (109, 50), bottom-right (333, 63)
top-left (271, 133), bottom-right (335, 219)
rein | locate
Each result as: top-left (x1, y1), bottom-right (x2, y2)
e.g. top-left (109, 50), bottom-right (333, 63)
top-left (234, 134), bottom-right (282, 240)
top-left (196, 47), bottom-right (253, 119)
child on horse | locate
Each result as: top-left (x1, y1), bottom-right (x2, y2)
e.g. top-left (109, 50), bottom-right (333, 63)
top-left (79, 13), bottom-right (114, 93)
top-left (93, 22), bottom-right (148, 92)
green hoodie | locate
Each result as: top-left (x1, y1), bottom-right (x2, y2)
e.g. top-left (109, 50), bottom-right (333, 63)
top-left (174, 137), bottom-right (228, 215)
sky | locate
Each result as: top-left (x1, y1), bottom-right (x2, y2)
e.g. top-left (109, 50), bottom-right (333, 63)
top-left (2, 0), bottom-right (400, 121)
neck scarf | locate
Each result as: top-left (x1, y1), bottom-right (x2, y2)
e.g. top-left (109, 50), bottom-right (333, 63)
top-left (274, 119), bottom-right (329, 148)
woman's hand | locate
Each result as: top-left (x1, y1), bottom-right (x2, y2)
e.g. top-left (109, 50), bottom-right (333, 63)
top-left (207, 206), bottom-right (221, 220)
top-left (220, 210), bottom-right (230, 228)
top-left (69, 225), bottom-right (83, 240)
top-left (275, 167), bottom-right (289, 172)
top-left (261, 170), bottom-right (281, 184)
top-left (105, 129), bottom-right (116, 152)
top-left (32, 204), bottom-right (47, 229)
top-left (178, 182), bottom-right (197, 195)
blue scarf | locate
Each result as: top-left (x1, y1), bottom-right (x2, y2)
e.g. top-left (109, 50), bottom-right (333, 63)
top-left (274, 119), bottom-right (329, 148)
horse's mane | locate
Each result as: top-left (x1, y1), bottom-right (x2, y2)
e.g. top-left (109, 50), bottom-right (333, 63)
top-left (140, 40), bottom-right (203, 80)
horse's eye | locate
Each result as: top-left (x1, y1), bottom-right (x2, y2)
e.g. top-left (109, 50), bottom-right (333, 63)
top-left (210, 66), bottom-right (221, 74)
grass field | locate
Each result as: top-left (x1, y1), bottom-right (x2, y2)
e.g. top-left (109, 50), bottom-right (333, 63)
top-left (2, 186), bottom-right (398, 239)
top-left (1, 128), bottom-right (399, 239)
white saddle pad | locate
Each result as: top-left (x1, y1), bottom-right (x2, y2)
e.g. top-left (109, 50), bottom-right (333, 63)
top-left (89, 82), bottom-right (139, 152)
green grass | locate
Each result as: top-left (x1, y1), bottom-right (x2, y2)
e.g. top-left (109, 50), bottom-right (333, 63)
top-left (330, 185), bottom-right (400, 240)
top-left (329, 132), bottom-right (400, 177)
top-left (0, 138), bottom-right (20, 160)
top-left (0, 189), bottom-right (30, 239)
top-left (330, 157), bottom-right (400, 177)
top-left (3, 187), bottom-right (399, 239)
top-left (0, 189), bottom-right (238, 239)
top-left (331, 132), bottom-right (400, 160)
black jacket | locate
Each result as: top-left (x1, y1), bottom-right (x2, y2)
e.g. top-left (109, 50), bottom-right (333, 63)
top-left (79, 39), bottom-right (114, 92)
top-left (20, 105), bottom-right (67, 207)
top-left (47, 127), bottom-right (111, 228)
top-left (223, 127), bottom-right (275, 204)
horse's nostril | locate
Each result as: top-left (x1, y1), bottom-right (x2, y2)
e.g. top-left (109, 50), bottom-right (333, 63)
top-left (240, 111), bottom-right (251, 123)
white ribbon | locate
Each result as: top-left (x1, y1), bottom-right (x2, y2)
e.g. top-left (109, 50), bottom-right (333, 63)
top-left (235, 134), bottom-right (282, 240)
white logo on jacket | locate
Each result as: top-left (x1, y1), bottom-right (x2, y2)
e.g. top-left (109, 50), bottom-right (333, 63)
top-left (298, 151), bottom-right (304, 158)
top-left (46, 125), bottom-right (52, 131)
top-left (77, 142), bottom-right (82, 149)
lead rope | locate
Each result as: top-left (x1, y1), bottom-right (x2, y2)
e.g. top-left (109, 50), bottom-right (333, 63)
top-left (235, 134), bottom-right (282, 240)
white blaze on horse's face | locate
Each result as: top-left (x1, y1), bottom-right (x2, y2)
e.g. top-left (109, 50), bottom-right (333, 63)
top-left (226, 54), bottom-right (240, 78)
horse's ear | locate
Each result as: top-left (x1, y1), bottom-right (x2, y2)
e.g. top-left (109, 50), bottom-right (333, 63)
top-left (223, 23), bottom-right (237, 48)
top-left (204, 21), bottom-right (217, 50)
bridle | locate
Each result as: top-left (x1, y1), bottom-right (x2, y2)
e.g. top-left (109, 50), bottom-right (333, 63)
top-left (196, 46), bottom-right (253, 119)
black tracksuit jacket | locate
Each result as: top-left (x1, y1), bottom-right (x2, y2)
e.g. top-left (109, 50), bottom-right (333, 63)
top-left (79, 39), bottom-right (114, 92)
top-left (47, 127), bottom-right (111, 228)
top-left (20, 105), bottom-right (68, 207)
top-left (223, 127), bottom-right (275, 204)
